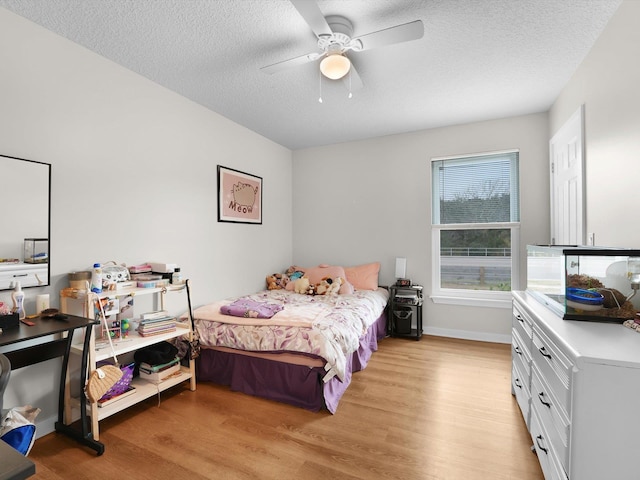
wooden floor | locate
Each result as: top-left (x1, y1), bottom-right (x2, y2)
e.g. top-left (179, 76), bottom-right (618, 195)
top-left (27, 336), bottom-right (543, 480)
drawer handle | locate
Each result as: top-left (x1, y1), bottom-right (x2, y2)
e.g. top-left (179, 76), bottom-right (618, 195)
top-left (12, 273), bottom-right (28, 278)
top-left (513, 345), bottom-right (522, 356)
top-left (538, 392), bottom-right (551, 408)
top-left (539, 346), bottom-right (552, 359)
top-left (535, 435), bottom-right (548, 454)
top-left (514, 378), bottom-right (522, 389)
top-left (516, 314), bottom-right (524, 323)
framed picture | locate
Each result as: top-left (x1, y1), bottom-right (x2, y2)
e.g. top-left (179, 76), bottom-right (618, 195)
top-left (217, 165), bottom-right (262, 224)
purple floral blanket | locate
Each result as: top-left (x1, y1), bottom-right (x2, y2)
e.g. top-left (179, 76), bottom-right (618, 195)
top-left (220, 298), bottom-right (284, 319)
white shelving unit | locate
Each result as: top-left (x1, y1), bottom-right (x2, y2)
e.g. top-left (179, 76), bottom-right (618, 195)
top-left (61, 283), bottom-right (196, 442)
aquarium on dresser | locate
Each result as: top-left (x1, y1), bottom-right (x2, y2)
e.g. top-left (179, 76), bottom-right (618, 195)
top-left (526, 245), bottom-right (640, 322)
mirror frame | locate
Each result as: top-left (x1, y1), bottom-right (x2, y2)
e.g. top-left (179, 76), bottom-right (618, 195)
top-left (0, 154), bottom-right (51, 290)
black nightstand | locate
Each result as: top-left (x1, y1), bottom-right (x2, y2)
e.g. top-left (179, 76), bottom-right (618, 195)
top-left (388, 284), bottom-right (423, 340)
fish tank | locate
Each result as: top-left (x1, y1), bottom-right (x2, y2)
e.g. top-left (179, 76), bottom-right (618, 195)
top-left (23, 237), bottom-right (48, 264)
top-left (526, 245), bottom-right (640, 322)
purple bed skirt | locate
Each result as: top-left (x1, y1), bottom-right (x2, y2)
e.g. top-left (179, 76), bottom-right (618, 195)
top-left (196, 311), bottom-right (387, 413)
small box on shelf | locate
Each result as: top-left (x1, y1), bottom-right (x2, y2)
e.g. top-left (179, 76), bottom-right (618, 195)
top-left (0, 312), bottom-right (19, 329)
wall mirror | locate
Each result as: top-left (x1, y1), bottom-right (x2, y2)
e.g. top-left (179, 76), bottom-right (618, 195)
top-left (0, 154), bottom-right (51, 290)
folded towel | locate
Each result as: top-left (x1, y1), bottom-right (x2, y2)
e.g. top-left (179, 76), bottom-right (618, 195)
top-left (220, 298), bottom-right (284, 319)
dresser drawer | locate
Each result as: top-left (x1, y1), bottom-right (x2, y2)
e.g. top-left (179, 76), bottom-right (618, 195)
top-left (531, 365), bottom-right (570, 472)
top-left (513, 301), bottom-right (533, 350)
top-left (512, 364), bottom-right (531, 427)
top-left (0, 263), bottom-right (48, 290)
top-left (530, 408), bottom-right (569, 480)
top-left (532, 325), bottom-right (573, 417)
top-left (512, 328), bottom-right (531, 380)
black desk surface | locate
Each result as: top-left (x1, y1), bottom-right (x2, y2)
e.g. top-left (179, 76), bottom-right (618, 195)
top-left (0, 441), bottom-right (36, 480)
top-left (0, 315), bottom-right (96, 348)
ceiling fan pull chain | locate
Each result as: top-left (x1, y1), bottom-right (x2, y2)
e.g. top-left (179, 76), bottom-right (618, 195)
top-left (348, 69), bottom-right (353, 99)
top-left (318, 70), bottom-right (323, 103)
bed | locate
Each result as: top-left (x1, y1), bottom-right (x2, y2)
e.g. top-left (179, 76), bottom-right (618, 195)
top-left (192, 263), bottom-right (388, 413)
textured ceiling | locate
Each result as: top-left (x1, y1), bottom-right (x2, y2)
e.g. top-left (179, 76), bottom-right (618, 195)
top-left (0, 0), bottom-right (622, 150)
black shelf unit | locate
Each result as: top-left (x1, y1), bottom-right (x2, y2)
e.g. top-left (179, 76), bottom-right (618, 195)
top-left (388, 284), bottom-right (423, 340)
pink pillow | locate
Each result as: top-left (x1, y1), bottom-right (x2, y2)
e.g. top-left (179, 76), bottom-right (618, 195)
top-left (286, 265), bottom-right (354, 294)
top-left (344, 262), bottom-right (380, 290)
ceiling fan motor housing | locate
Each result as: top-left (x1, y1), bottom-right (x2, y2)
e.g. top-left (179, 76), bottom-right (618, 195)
top-left (317, 15), bottom-right (361, 53)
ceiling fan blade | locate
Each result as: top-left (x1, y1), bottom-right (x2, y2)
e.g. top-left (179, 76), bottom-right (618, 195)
top-left (260, 52), bottom-right (321, 75)
top-left (343, 64), bottom-right (364, 92)
top-left (290, 0), bottom-right (332, 38)
top-left (353, 20), bottom-right (424, 51)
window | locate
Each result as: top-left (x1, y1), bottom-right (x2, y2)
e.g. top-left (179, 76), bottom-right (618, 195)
top-left (431, 150), bottom-right (520, 307)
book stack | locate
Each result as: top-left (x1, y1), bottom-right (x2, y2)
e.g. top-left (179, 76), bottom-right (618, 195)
top-left (137, 311), bottom-right (177, 337)
top-left (139, 357), bottom-right (181, 383)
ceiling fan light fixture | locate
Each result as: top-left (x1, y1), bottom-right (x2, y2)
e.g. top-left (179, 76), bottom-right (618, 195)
top-left (320, 53), bottom-right (351, 80)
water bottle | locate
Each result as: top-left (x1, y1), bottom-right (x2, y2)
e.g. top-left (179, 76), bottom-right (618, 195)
top-left (91, 263), bottom-right (103, 293)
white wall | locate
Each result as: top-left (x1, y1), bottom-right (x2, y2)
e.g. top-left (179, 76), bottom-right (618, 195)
top-left (549, 0), bottom-right (640, 247)
top-left (293, 113), bottom-right (550, 342)
top-left (0, 8), bottom-right (292, 435)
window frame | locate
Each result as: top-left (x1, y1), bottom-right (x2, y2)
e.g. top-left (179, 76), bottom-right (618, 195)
top-left (430, 150), bottom-right (520, 309)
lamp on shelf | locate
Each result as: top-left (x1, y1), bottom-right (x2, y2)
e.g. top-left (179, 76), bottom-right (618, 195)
top-left (395, 257), bottom-right (411, 286)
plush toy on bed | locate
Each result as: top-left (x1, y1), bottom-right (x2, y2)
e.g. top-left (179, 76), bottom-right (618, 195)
top-left (293, 276), bottom-right (311, 294)
top-left (327, 276), bottom-right (343, 295)
top-left (315, 277), bottom-right (343, 295)
top-left (286, 266), bottom-right (305, 282)
top-left (266, 273), bottom-right (289, 290)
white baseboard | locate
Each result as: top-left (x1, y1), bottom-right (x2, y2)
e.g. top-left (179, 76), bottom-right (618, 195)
top-left (35, 414), bottom-right (57, 439)
top-left (423, 326), bottom-right (511, 344)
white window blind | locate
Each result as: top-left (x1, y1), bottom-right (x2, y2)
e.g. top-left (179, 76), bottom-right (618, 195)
top-left (432, 151), bottom-right (519, 225)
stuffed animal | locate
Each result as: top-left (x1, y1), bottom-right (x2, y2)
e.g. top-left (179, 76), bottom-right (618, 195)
top-left (326, 276), bottom-right (343, 295)
top-left (315, 277), bottom-right (331, 295)
top-left (315, 277), bottom-right (342, 295)
top-left (266, 273), bottom-right (289, 290)
top-left (294, 276), bottom-right (310, 294)
top-left (286, 265), bottom-right (305, 282)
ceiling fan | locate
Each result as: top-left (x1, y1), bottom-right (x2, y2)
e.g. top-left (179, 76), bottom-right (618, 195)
top-left (260, 0), bottom-right (424, 92)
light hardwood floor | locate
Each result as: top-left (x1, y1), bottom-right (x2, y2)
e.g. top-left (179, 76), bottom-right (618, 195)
top-left (28, 336), bottom-right (543, 480)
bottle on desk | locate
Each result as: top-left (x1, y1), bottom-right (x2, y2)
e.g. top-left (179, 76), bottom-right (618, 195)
top-left (12, 281), bottom-right (25, 320)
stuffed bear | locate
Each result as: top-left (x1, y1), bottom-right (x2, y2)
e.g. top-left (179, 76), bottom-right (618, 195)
top-left (266, 275), bottom-right (278, 290)
top-left (266, 273), bottom-right (289, 290)
top-left (293, 276), bottom-right (310, 294)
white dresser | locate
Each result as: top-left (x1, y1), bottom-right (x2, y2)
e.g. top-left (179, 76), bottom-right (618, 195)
top-left (0, 262), bottom-right (48, 289)
top-left (512, 291), bottom-right (640, 480)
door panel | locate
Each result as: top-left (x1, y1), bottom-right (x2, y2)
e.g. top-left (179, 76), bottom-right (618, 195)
top-left (550, 106), bottom-right (584, 245)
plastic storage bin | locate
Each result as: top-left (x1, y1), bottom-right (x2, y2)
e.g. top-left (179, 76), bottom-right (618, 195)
top-left (392, 306), bottom-right (413, 334)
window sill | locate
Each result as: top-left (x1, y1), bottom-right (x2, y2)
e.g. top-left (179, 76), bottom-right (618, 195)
top-left (429, 294), bottom-right (512, 309)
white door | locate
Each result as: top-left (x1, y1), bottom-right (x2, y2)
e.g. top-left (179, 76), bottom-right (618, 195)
top-left (550, 105), bottom-right (585, 245)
